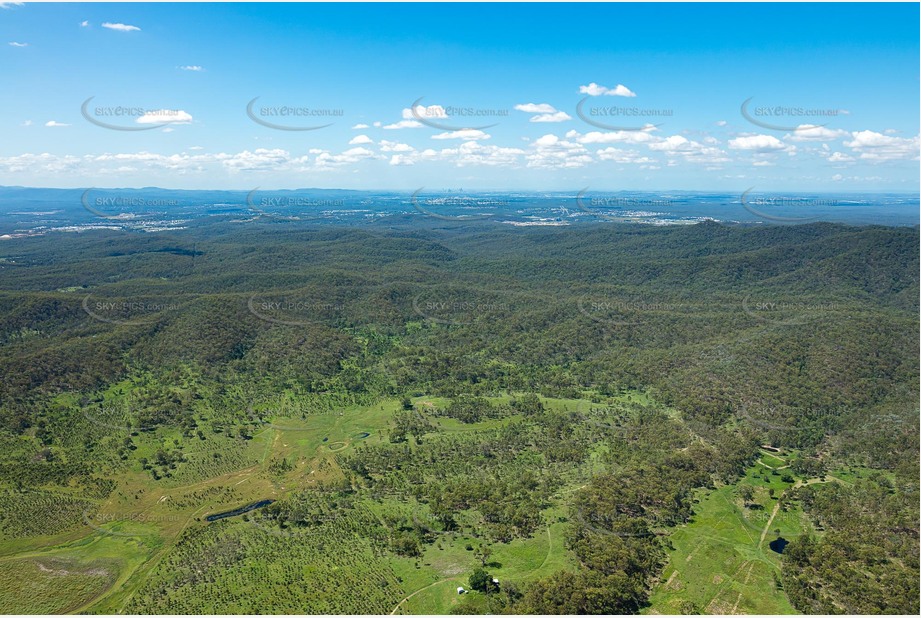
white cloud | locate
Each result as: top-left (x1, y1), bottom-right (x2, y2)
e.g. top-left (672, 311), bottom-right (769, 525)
top-left (843, 130), bottom-right (920, 161)
top-left (533, 134), bottom-right (560, 147)
top-left (785, 125), bottom-right (848, 142)
top-left (80, 20), bottom-right (90, 27)
top-left (219, 148), bottom-right (300, 172)
top-left (351, 123), bottom-right (369, 129)
top-left (44, 120), bottom-right (70, 127)
top-left (348, 134), bottom-right (373, 145)
top-left (579, 82), bottom-right (636, 97)
top-left (0, 3), bottom-right (25, 9)
top-left (136, 110), bottom-right (193, 125)
top-left (514, 103), bottom-right (557, 114)
top-left (389, 154), bottom-right (414, 166)
top-left (595, 147), bottom-right (655, 164)
top-left (648, 134), bottom-right (729, 164)
top-left (727, 134), bottom-right (787, 152)
top-left (8, 41), bottom-right (27, 47)
top-left (0, 153), bottom-right (82, 174)
top-left (379, 140), bottom-right (414, 153)
top-left (431, 129), bottom-right (490, 141)
top-left (514, 103), bottom-right (570, 123)
top-left (439, 141), bottom-right (525, 167)
top-left (0, 147), bottom-right (385, 177)
top-left (569, 128), bottom-right (659, 145)
top-left (383, 119), bottom-right (422, 130)
top-left (531, 111), bottom-right (572, 123)
top-left (314, 146), bottom-right (378, 168)
top-left (715, 120), bottom-right (728, 127)
top-left (648, 135), bottom-right (689, 152)
top-left (526, 134), bottom-right (592, 169)
top-left (179, 65), bottom-right (203, 72)
top-left (188, 146), bottom-right (204, 151)
top-left (21, 120), bottom-right (31, 126)
top-left (102, 22), bottom-right (141, 32)
top-left (827, 151), bottom-right (854, 163)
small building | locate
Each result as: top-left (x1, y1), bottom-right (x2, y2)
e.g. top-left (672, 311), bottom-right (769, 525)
top-left (492, 578), bottom-right (499, 584)
top-left (457, 587), bottom-right (465, 595)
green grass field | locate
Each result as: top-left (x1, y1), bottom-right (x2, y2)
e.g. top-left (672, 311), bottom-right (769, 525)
top-left (392, 504), bottom-right (577, 615)
top-left (647, 460), bottom-right (817, 615)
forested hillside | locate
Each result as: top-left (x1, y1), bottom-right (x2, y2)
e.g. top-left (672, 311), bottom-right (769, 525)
top-left (0, 220), bottom-right (916, 614)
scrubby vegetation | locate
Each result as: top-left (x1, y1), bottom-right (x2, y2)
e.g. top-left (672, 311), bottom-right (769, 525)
top-left (0, 219), bottom-right (916, 614)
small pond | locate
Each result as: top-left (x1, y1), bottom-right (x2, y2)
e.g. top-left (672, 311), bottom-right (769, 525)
top-left (206, 500), bottom-right (275, 522)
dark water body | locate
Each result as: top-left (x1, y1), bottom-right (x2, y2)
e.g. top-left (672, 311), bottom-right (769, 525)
top-left (206, 499), bottom-right (274, 522)
top-left (769, 537), bottom-right (790, 554)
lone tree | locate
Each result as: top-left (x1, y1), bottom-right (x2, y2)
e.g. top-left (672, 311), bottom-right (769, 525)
top-left (739, 485), bottom-right (754, 505)
top-left (475, 543), bottom-right (493, 567)
top-left (469, 568), bottom-right (499, 593)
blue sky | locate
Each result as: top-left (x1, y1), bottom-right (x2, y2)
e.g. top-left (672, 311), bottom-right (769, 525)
top-left (1, 1), bottom-right (918, 191)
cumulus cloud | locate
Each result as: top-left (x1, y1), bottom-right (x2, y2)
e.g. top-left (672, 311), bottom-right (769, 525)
top-left (514, 103), bottom-right (556, 114)
top-left (389, 154), bottom-right (415, 166)
top-left (8, 41), bottom-right (27, 47)
top-left (531, 111), bottom-right (572, 123)
top-left (569, 128), bottom-right (659, 145)
top-left (514, 103), bottom-right (570, 123)
top-left (727, 134), bottom-right (787, 152)
top-left (314, 146), bottom-right (378, 168)
top-left (648, 134), bottom-right (729, 164)
top-left (178, 65), bottom-right (203, 71)
top-left (379, 140), bottom-right (414, 152)
top-left (579, 82), bottom-right (636, 97)
top-left (526, 134), bottom-right (592, 169)
top-left (595, 147), bottom-right (655, 164)
top-left (218, 148), bottom-right (303, 172)
top-left (843, 130), bottom-right (920, 161)
top-left (0, 153), bottom-right (82, 174)
top-left (0, 147), bottom-right (387, 178)
top-left (826, 151), bottom-right (855, 163)
top-left (383, 119), bottom-right (422, 130)
top-left (351, 123), bottom-right (369, 129)
top-left (785, 125), bottom-right (848, 142)
top-left (136, 110), bottom-right (193, 125)
top-left (348, 134), bottom-right (373, 145)
top-left (439, 141), bottom-right (525, 167)
top-left (102, 22), bottom-right (141, 32)
top-left (44, 120), bottom-right (70, 127)
top-left (431, 129), bottom-right (490, 141)
top-left (80, 20), bottom-right (90, 27)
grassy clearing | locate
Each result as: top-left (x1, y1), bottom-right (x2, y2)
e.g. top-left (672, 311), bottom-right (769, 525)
top-left (646, 461), bottom-right (813, 615)
top-left (758, 452), bottom-right (787, 469)
top-left (0, 528), bottom-right (155, 614)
